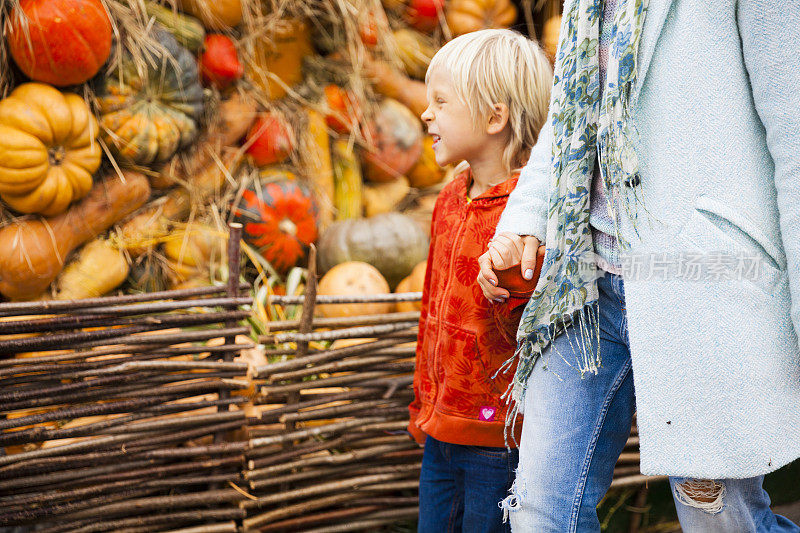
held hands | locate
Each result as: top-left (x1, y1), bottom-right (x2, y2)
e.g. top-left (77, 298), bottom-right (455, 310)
top-left (477, 233), bottom-right (541, 302)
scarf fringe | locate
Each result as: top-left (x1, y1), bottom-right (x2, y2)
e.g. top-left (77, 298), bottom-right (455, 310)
top-left (501, 298), bottom-right (602, 448)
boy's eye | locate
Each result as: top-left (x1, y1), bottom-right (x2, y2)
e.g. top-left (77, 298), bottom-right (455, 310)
top-left (436, 98), bottom-right (445, 104)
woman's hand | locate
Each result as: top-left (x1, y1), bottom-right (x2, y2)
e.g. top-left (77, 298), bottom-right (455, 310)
top-left (477, 233), bottom-right (541, 302)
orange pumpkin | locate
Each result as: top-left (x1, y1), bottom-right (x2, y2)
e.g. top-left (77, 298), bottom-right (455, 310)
top-left (395, 260), bottom-right (426, 312)
top-left (407, 136), bottom-right (446, 189)
top-left (232, 177), bottom-right (318, 273)
top-left (541, 14), bottom-right (562, 62)
top-left (6, 0), bottom-right (112, 86)
top-left (445, 0), bottom-right (517, 36)
top-left (0, 83), bottom-right (101, 216)
top-left (324, 85), bottom-right (362, 135)
top-left (178, 0), bottom-right (242, 30)
top-left (246, 18), bottom-right (312, 100)
top-left (317, 262), bottom-right (392, 318)
top-left (362, 98), bottom-right (423, 183)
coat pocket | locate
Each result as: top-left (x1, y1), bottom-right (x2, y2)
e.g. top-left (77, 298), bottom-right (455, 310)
top-left (436, 321), bottom-right (507, 420)
top-left (436, 321), bottom-right (481, 417)
top-left (678, 196), bottom-right (786, 294)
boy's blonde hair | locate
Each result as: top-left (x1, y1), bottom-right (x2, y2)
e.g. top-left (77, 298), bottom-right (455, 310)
top-left (426, 29), bottom-right (552, 173)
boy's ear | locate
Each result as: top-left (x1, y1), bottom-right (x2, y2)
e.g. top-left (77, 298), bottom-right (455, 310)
top-left (486, 103), bottom-right (510, 135)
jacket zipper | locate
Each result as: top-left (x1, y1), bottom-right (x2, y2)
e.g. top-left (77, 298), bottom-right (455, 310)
top-left (420, 196), bottom-right (471, 426)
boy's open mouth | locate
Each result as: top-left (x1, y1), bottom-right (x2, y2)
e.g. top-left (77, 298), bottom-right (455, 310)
top-left (431, 134), bottom-right (441, 147)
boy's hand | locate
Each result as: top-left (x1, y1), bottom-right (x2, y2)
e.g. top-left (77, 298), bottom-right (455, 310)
top-left (477, 233), bottom-right (541, 301)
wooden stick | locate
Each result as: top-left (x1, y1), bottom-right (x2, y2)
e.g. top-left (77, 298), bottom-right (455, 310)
top-left (254, 335), bottom-right (416, 378)
top-left (255, 505), bottom-right (381, 533)
top-left (241, 469), bottom-right (418, 509)
top-left (0, 283), bottom-right (250, 317)
top-left (0, 487), bottom-right (163, 525)
top-left (2, 456), bottom-right (243, 494)
top-left (256, 388), bottom-right (384, 422)
top-left (246, 443), bottom-right (417, 486)
top-left (241, 493), bottom-right (355, 530)
top-left (247, 437), bottom-right (348, 469)
top-left (38, 510), bottom-right (245, 533)
top-left (612, 465), bottom-right (642, 478)
top-left (156, 522), bottom-right (238, 533)
top-left (300, 509), bottom-right (419, 533)
top-left (1, 380), bottom-right (246, 428)
top-left (0, 325), bottom-right (249, 355)
top-left (111, 419), bottom-right (246, 454)
top-left (266, 292), bottom-right (422, 306)
top-left (267, 354), bottom-right (402, 382)
top-left (102, 411), bottom-right (247, 435)
top-left (352, 480), bottom-right (420, 492)
top-left (217, 222), bottom-right (243, 427)
top-left (0, 343), bottom-right (251, 370)
top-left (0, 309), bottom-right (250, 336)
top-left (0, 398), bottom-right (245, 452)
top-left (139, 441), bottom-right (249, 459)
top-left (56, 489), bottom-right (245, 521)
top-left (349, 496), bottom-right (419, 507)
top-left (247, 419), bottom-right (411, 440)
top-left (278, 398), bottom-right (408, 424)
top-left (0, 459), bottom-right (154, 491)
top-left (259, 371), bottom-right (405, 396)
top-left (247, 464), bottom-right (361, 491)
top-left (0, 361), bottom-right (246, 404)
top-left (0, 473), bottom-right (236, 508)
top-left (263, 311), bottom-right (420, 332)
top-left (259, 322), bottom-right (417, 345)
top-left (615, 452), bottom-right (641, 464)
top-left (45, 295), bottom-right (252, 317)
top-left (254, 336), bottom-right (416, 377)
top-left (609, 475), bottom-right (668, 488)
top-left (249, 417), bottom-right (385, 448)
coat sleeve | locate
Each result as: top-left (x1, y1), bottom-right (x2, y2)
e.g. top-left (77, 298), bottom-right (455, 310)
top-left (738, 0), bottom-right (800, 344)
top-left (489, 293), bottom-right (534, 344)
top-left (494, 106), bottom-right (554, 243)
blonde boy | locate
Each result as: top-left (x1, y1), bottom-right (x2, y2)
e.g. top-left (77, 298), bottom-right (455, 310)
top-left (407, 29), bottom-right (551, 533)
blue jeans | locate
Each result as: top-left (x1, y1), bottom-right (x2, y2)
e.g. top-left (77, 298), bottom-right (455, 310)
top-left (505, 272), bottom-right (799, 533)
top-left (419, 435), bottom-right (519, 533)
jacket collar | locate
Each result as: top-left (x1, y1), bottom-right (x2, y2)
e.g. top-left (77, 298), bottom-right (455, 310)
top-left (457, 168), bottom-right (520, 201)
top-left (633, 0), bottom-right (675, 101)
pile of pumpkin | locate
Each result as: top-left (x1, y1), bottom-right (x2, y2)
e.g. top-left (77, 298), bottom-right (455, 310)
top-left (0, 0), bottom-right (554, 312)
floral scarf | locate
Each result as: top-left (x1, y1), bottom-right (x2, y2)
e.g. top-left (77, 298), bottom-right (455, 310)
top-left (502, 0), bottom-right (649, 434)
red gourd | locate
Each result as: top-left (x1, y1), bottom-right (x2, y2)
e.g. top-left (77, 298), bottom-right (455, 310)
top-left (6, 0), bottom-right (112, 86)
top-left (232, 178), bottom-right (318, 273)
top-left (324, 85), bottom-right (361, 135)
top-left (245, 113), bottom-right (295, 167)
top-left (405, 0), bottom-right (445, 32)
top-left (199, 34), bottom-right (243, 88)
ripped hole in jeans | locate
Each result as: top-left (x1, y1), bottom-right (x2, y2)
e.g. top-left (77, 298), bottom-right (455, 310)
top-left (674, 479), bottom-right (726, 514)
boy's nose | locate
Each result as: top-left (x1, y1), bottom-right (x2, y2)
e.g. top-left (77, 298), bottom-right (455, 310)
top-left (420, 107), bottom-right (433, 122)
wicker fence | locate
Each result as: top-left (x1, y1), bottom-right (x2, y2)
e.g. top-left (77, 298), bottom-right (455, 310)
top-left (0, 235), bottom-right (661, 532)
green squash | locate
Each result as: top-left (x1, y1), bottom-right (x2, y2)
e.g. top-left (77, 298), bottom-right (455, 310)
top-left (317, 212), bottom-right (429, 288)
top-left (145, 2), bottom-right (206, 51)
top-left (96, 27), bottom-right (204, 165)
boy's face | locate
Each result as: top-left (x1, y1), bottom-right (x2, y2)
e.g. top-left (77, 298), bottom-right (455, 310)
top-left (421, 67), bottom-right (486, 168)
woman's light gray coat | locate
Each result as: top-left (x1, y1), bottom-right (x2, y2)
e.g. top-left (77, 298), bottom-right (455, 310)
top-left (496, 0), bottom-right (800, 478)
